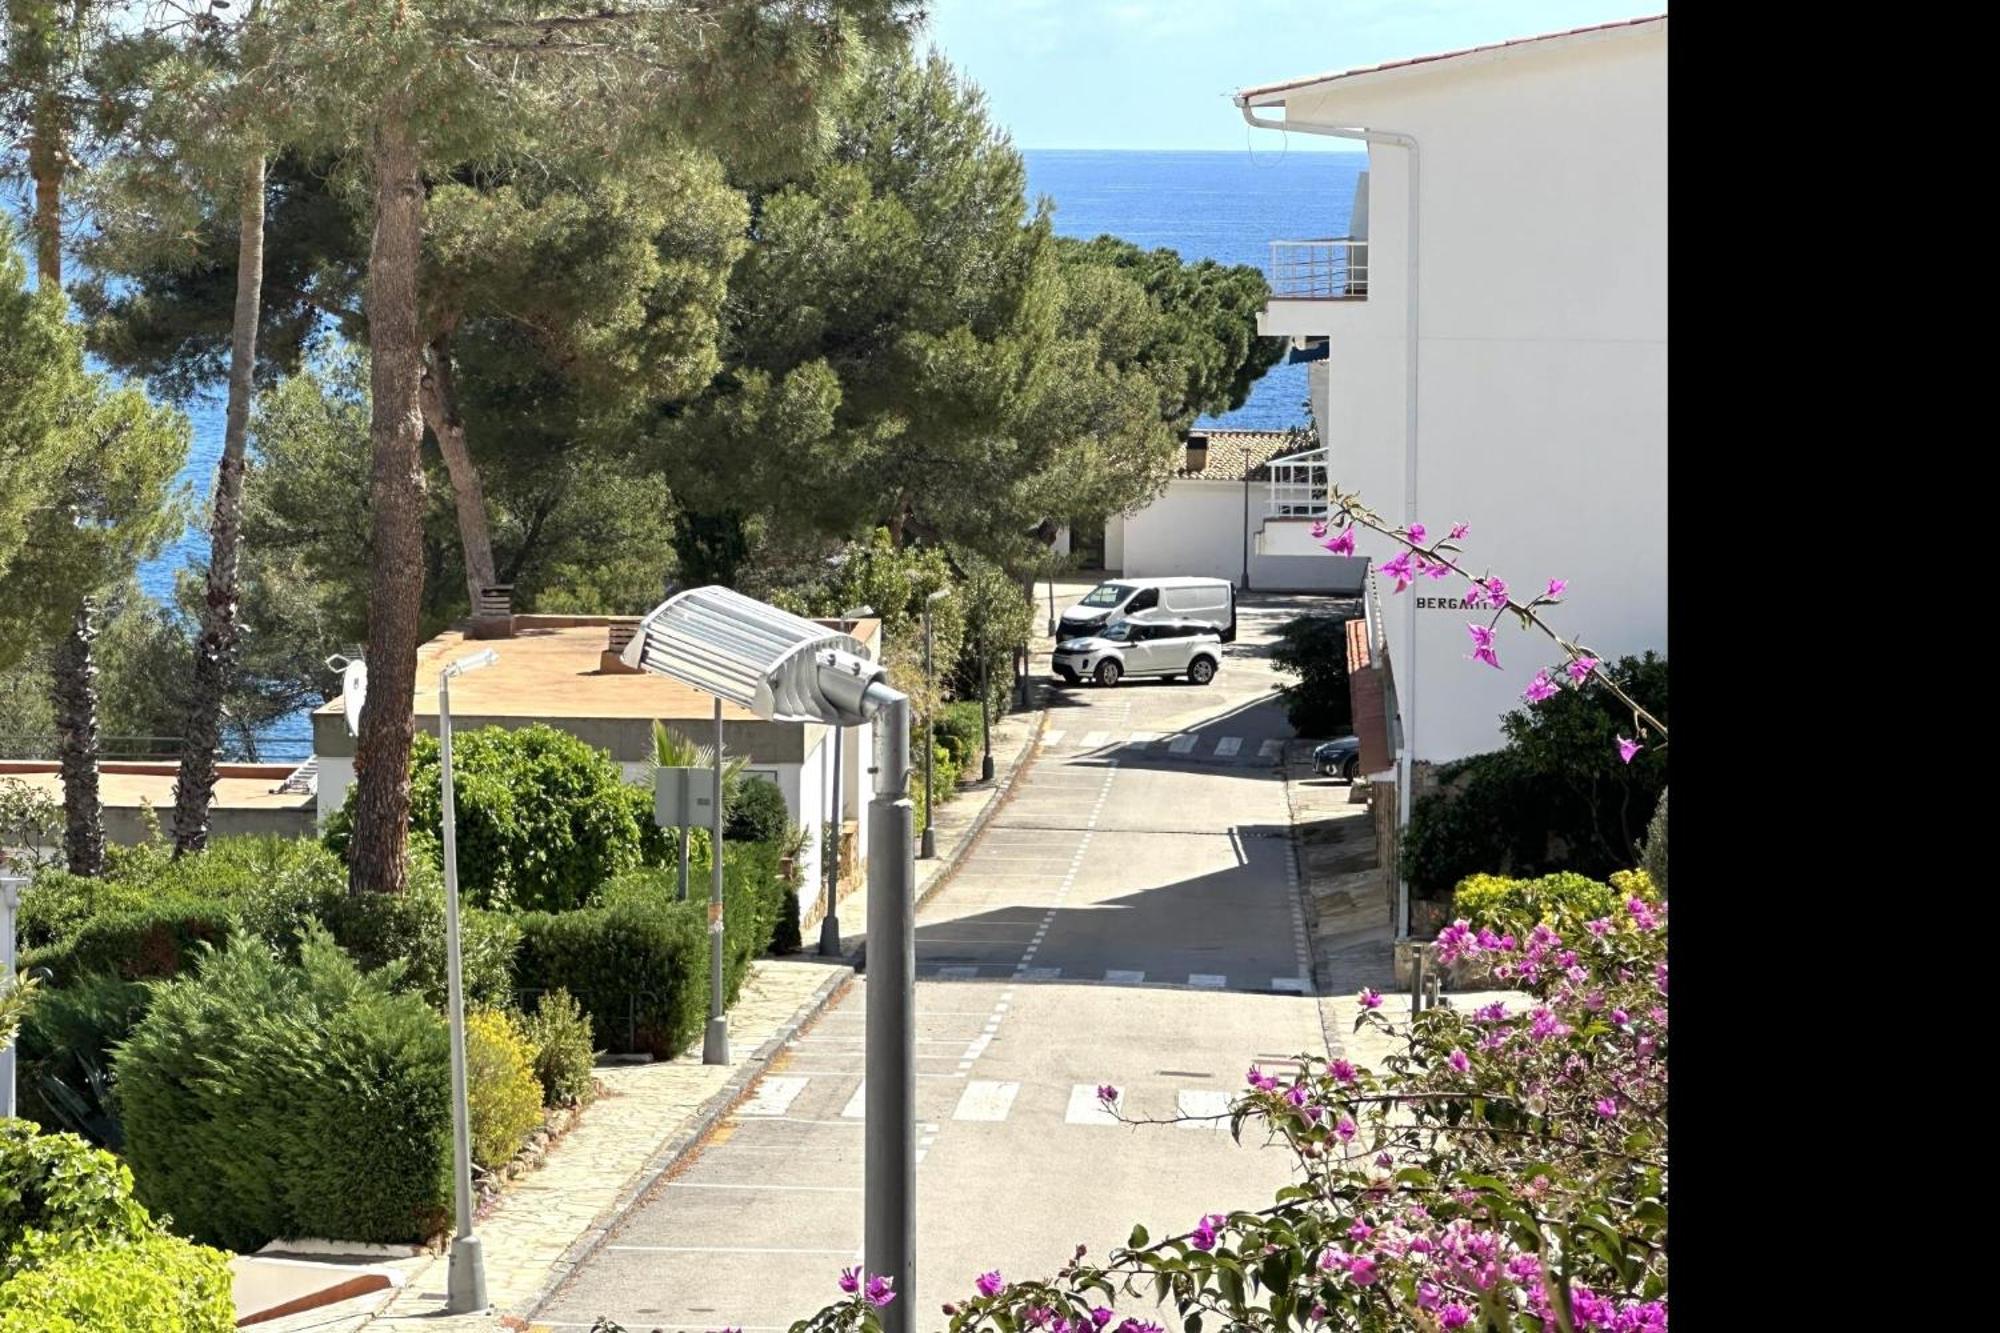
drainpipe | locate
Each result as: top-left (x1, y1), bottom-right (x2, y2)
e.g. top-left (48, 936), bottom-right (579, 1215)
top-left (1238, 100), bottom-right (1419, 941)
top-left (1242, 469), bottom-right (1252, 591)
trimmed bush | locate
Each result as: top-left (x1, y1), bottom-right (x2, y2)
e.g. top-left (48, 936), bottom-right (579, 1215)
top-left (11, 974), bottom-right (149, 1148)
top-left (1452, 869), bottom-right (1662, 939)
top-left (0, 1230), bottom-right (235, 1332)
top-left (1641, 787), bottom-right (1667, 894)
top-left (13, 872), bottom-right (153, 953)
top-left (725, 774), bottom-right (790, 845)
top-left (0, 1120), bottom-right (151, 1253)
top-left (522, 989), bottom-right (596, 1108)
top-left (325, 724), bottom-right (657, 912)
top-left (116, 932), bottom-right (452, 1249)
top-left (465, 1009), bottom-right (543, 1168)
top-left (319, 882), bottom-right (520, 1012)
top-left (22, 898), bottom-right (234, 987)
top-left (935, 701), bottom-right (984, 767)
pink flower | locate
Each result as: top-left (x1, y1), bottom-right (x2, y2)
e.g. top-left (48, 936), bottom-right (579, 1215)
top-left (1348, 1255), bottom-right (1379, 1285)
top-left (1448, 522), bottom-right (1469, 541)
top-left (1348, 1220), bottom-right (1373, 1242)
top-left (1324, 524), bottom-right (1357, 556)
top-left (1595, 1097), bottom-right (1620, 1119)
top-left (1330, 1059), bottom-right (1358, 1084)
top-left (1359, 988), bottom-right (1382, 1010)
top-left (839, 1267), bottom-right (860, 1294)
top-left (1090, 1310), bottom-right (1114, 1329)
top-left (1462, 582), bottom-right (1489, 610)
top-left (1190, 1212), bottom-right (1227, 1252)
top-left (1447, 1049), bottom-right (1470, 1073)
top-left (1617, 735), bottom-right (1643, 764)
top-left (975, 1271), bottom-right (1005, 1298)
top-left (1334, 1116), bottom-right (1357, 1142)
top-left (1441, 1303), bottom-right (1471, 1329)
top-left (1567, 655), bottom-right (1598, 684)
top-left (1524, 670), bottom-right (1558, 703)
top-left (1310, 519), bottom-right (1328, 539)
top-left (1096, 1083), bottom-right (1118, 1104)
top-left (1483, 576), bottom-right (1509, 606)
top-left (1466, 624), bottom-right (1501, 669)
top-left (865, 1275), bottom-right (896, 1308)
top-left (1381, 550), bottom-right (1417, 592)
top-left (1544, 577), bottom-right (1568, 600)
top-left (1406, 523), bottom-right (1427, 545)
top-left (1423, 558), bottom-right (1452, 581)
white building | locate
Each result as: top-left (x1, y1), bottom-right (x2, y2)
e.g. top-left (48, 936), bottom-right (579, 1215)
top-left (1236, 15), bottom-right (1667, 781)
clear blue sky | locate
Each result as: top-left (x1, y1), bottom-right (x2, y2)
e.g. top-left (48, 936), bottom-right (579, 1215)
top-left (921, 1), bottom-right (1666, 151)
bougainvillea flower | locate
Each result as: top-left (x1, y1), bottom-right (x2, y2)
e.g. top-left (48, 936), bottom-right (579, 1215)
top-left (1462, 582), bottom-right (1489, 610)
top-left (1310, 519), bottom-right (1328, 539)
top-left (1096, 1084), bottom-right (1118, 1104)
top-left (1330, 1059), bottom-right (1357, 1084)
top-left (1423, 558), bottom-right (1453, 581)
top-left (1090, 1309), bottom-right (1114, 1329)
top-left (975, 1272), bottom-right (1005, 1298)
top-left (1567, 655), bottom-right (1598, 683)
top-left (1448, 1049), bottom-right (1470, 1073)
top-left (1324, 524), bottom-right (1357, 556)
top-left (1448, 522), bottom-right (1469, 540)
top-left (1466, 624), bottom-right (1501, 669)
top-left (1406, 523), bottom-right (1427, 545)
top-left (865, 1276), bottom-right (896, 1307)
top-left (1381, 550), bottom-right (1416, 591)
top-left (1483, 576), bottom-right (1509, 606)
top-left (1544, 577), bottom-right (1568, 599)
top-left (839, 1268), bottom-right (860, 1294)
top-left (1617, 735), bottom-right (1642, 764)
top-left (1359, 988), bottom-right (1383, 1009)
top-left (1524, 670), bottom-right (1558, 703)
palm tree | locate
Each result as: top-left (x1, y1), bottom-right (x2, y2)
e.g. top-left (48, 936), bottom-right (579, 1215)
top-left (645, 719), bottom-right (747, 802)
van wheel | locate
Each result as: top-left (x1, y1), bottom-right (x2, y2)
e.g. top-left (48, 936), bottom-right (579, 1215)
top-left (1094, 660), bottom-right (1122, 687)
top-left (1187, 657), bottom-right (1216, 685)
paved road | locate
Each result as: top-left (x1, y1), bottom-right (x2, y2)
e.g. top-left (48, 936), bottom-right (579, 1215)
top-left (543, 593), bottom-right (1354, 1332)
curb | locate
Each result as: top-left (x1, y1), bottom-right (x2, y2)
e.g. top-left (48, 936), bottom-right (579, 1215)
top-left (525, 963), bottom-right (858, 1320)
top-left (1280, 740), bottom-right (1347, 1063)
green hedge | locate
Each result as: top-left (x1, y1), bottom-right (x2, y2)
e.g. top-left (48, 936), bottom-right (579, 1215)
top-left (1452, 869), bottom-right (1661, 939)
top-left (22, 898), bottom-right (235, 986)
top-left (725, 775), bottom-right (790, 845)
top-left (116, 932), bottom-right (452, 1249)
top-left (10, 974), bottom-right (149, 1148)
top-left (319, 883), bottom-right (520, 1012)
top-left (934, 701), bottom-right (984, 768)
top-left (0, 1121), bottom-right (234, 1333)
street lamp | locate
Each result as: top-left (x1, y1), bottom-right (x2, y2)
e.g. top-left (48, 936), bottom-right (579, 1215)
top-left (821, 605), bottom-right (874, 958)
top-left (622, 587), bottom-right (920, 1333)
top-left (438, 645), bottom-right (498, 1315)
top-left (919, 588), bottom-right (950, 860)
top-left (1046, 556), bottom-right (1058, 638)
top-left (2, 875), bottom-right (21, 1119)
top-left (978, 629), bottom-right (995, 784)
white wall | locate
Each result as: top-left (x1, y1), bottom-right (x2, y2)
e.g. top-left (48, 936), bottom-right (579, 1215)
top-left (1120, 481), bottom-right (1249, 583)
top-left (1104, 514), bottom-right (1126, 573)
top-left (1281, 22), bottom-right (1666, 765)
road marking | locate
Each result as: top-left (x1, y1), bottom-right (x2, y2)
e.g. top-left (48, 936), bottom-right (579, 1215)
top-left (1177, 1089), bottom-right (1233, 1129)
top-left (1105, 969), bottom-right (1146, 984)
top-left (1169, 734), bottom-right (1197, 754)
top-left (1081, 730), bottom-right (1110, 748)
top-left (962, 1033), bottom-right (995, 1061)
top-left (1043, 731), bottom-right (1066, 746)
top-left (1271, 976), bottom-right (1309, 993)
top-left (1215, 736), bottom-right (1242, 757)
top-left (738, 1077), bottom-right (808, 1116)
top-left (936, 965), bottom-right (981, 980)
top-left (953, 1080), bottom-right (1021, 1122)
top-left (1259, 738), bottom-right (1284, 758)
top-left (666, 1181), bottom-right (861, 1193)
top-left (1021, 966), bottom-right (1061, 981)
top-left (1128, 731), bottom-right (1161, 744)
top-left (1189, 973), bottom-right (1227, 989)
top-left (842, 1082), bottom-right (866, 1118)
top-left (1065, 1084), bottom-right (1121, 1126)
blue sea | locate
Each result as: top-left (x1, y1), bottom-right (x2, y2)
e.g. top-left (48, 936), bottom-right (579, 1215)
top-left (131, 149), bottom-right (1365, 752)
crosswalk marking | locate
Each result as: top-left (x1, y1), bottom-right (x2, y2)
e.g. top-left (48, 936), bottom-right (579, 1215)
top-left (1214, 736), bottom-right (1242, 757)
top-left (1021, 966), bottom-right (1061, 981)
top-left (1270, 976), bottom-right (1309, 993)
top-left (1169, 734), bottom-right (1197, 754)
top-left (1105, 969), bottom-right (1145, 984)
top-left (936, 965), bottom-right (980, 980)
top-left (1259, 739), bottom-right (1284, 758)
top-left (1189, 973), bottom-right (1227, 989)
top-left (1081, 730), bottom-right (1110, 748)
top-left (1065, 1084), bottom-right (1121, 1126)
top-left (842, 1082), bottom-right (866, 1119)
top-left (1043, 730), bottom-right (1066, 746)
top-left (1128, 731), bottom-right (1162, 745)
top-left (953, 1081), bottom-right (1021, 1122)
top-left (739, 1076), bottom-right (809, 1117)
top-left (1177, 1089), bottom-right (1233, 1129)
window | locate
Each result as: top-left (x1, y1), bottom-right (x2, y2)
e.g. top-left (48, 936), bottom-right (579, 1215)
top-left (1080, 583), bottom-right (1133, 608)
top-left (1100, 622), bottom-right (1132, 641)
top-left (1126, 588), bottom-right (1160, 613)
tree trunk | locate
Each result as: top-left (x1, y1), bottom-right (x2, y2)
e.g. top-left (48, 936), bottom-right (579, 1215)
top-left (173, 153), bottom-right (266, 856)
top-left (50, 602), bottom-right (103, 876)
top-left (419, 331), bottom-right (499, 614)
top-left (346, 117), bottom-right (428, 897)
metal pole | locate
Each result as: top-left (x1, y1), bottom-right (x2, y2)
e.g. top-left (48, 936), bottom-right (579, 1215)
top-left (819, 720), bottom-right (843, 956)
top-left (1046, 564), bottom-right (1057, 637)
top-left (919, 610), bottom-right (937, 859)
top-left (979, 638), bottom-right (994, 783)
top-left (439, 674), bottom-right (487, 1314)
top-left (1, 876), bottom-right (20, 1119)
top-left (677, 817), bottom-right (690, 902)
top-left (864, 683), bottom-right (915, 1333)
top-left (704, 696), bottom-right (729, 1064)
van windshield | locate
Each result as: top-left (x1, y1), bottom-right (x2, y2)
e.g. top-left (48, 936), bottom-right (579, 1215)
top-left (1079, 583), bottom-right (1133, 608)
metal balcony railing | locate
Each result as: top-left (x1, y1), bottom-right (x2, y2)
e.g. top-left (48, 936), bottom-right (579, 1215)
top-left (1268, 238), bottom-right (1369, 300)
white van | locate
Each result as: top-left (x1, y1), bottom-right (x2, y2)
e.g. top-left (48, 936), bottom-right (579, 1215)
top-left (1057, 576), bottom-right (1236, 643)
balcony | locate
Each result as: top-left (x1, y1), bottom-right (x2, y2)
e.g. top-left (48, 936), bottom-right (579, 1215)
top-left (1268, 238), bottom-right (1368, 300)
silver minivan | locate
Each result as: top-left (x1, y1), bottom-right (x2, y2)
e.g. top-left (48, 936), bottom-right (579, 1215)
top-left (1053, 619), bottom-right (1222, 687)
top-left (1056, 576), bottom-right (1236, 643)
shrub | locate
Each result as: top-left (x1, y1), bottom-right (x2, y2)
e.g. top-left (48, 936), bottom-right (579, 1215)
top-left (11, 975), bottom-right (150, 1149)
top-left (1641, 787), bottom-right (1667, 893)
top-left (1453, 868), bottom-right (1663, 939)
top-left (465, 1009), bottom-right (544, 1168)
top-left (325, 724), bottom-right (655, 912)
top-left (725, 774), bottom-right (790, 845)
top-left (319, 881), bottom-right (520, 1012)
top-left (22, 898), bottom-right (235, 987)
top-left (0, 1120), bottom-right (151, 1254)
top-left (521, 989), bottom-right (596, 1108)
top-left (1270, 613), bottom-right (1356, 737)
top-left (0, 1230), bottom-right (235, 1331)
top-left (934, 701), bottom-right (984, 767)
top-left (14, 872), bottom-right (153, 953)
top-left (116, 932), bottom-right (452, 1249)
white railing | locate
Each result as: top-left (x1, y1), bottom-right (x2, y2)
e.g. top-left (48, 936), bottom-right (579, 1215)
top-left (1268, 238), bottom-right (1369, 300)
top-left (1265, 446), bottom-right (1330, 519)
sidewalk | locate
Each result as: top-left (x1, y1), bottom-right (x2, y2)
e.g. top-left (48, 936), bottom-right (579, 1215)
top-left (257, 681), bottom-right (1051, 1333)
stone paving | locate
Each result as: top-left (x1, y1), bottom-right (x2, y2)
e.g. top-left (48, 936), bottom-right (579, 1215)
top-left (253, 685), bottom-right (1051, 1333)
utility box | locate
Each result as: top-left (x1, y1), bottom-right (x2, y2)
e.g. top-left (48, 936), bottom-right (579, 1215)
top-left (654, 766), bottom-right (718, 828)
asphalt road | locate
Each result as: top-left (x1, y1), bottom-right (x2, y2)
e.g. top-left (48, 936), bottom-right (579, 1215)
top-left (543, 592), bottom-right (1351, 1332)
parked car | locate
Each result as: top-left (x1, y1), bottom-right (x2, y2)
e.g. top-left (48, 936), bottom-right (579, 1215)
top-left (1053, 620), bottom-right (1222, 687)
top-left (1056, 576), bottom-right (1236, 643)
top-left (1314, 736), bottom-right (1361, 782)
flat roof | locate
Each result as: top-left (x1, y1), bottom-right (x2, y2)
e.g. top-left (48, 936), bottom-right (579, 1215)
top-left (0, 763), bottom-right (313, 813)
top-left (1236, 14), bottom-right (1665, 106)
top-left (313, 614), bottom-right (885, 726)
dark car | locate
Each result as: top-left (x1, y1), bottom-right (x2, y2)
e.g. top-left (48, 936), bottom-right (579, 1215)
top-left (1314, 736), bottom-right (1361, 782)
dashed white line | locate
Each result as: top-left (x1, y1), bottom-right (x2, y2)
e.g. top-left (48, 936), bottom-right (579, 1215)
top-left (841, 1082), bottom-right (866, 1119)
top-left (738, 1077), bottom-right (808, 1116)
top-left (936, 965), bottom-right (980, 980)
top-left (1189, 973), bottom-right (1227, 989)
top-left (1259, 738), bottom-right (1284, 758)
top-left (1105, 969), bottom-right (1146, 984)
top-left (1169, 734), bottom-right (1197, 754)
top-left (953, 1081), bottom-right (1022, 1122)
top-left (1270, 977), bottom-right (1309, 993)
top-left (1215, 736), bottom-right (1242, 757)
top-left (1081, 730), bottom-right (1110, 748)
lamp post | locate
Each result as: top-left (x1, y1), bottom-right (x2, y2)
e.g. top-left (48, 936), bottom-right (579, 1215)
top-left (1046, 558), bottom-right (1057, 638)
top-left (706, 695), bottom-right (728, 1065)
top-left (438, 646), bottom-right (498, 1315)
top-left (1, 875), bottom-right (21, 1119)
top-left (978, 631), bottom-right (994, 783)
top-left (822, 605), bottom-right (874, 958)
top-left (919, 588), bottom-right (949, 860)
top-left (620, 587), bottom-right (916, 1332)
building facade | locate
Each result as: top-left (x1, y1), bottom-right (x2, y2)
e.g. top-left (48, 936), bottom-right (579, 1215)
top-left (1238, 15), bottom-right (1668, 772)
